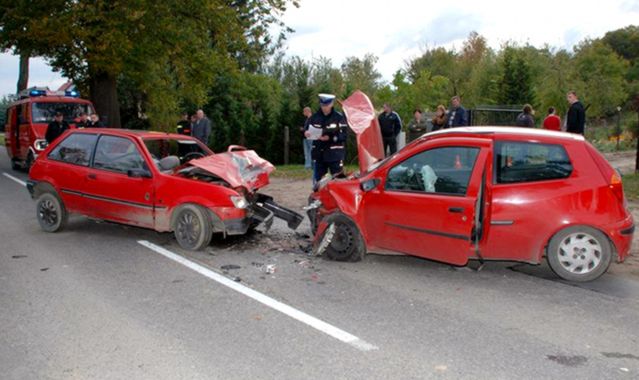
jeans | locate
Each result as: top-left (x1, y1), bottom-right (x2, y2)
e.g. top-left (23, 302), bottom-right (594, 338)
top-left (383, 137), bottom-right (397, 156)
top-left (303, 139), bottom-right (313, 169)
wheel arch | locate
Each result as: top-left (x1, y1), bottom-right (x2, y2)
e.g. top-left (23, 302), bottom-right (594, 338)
top-left (169, 203), bottom-right (225, 234)
top-left (542, 223), bottom-right (617, 261)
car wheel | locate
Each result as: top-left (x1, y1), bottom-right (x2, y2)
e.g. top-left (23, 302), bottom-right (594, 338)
top-left (318, 213), bottom-right (365, 262)
top-left (174, 205), bottom-right (213, 251)
top-left (546, 226), bottom-right (612, 282)
top-left (25, 151), bottom-right (34, 173)
top-left (11, 158), bottom-right (21, 171)
top-left (36, 192), bottom-right (68, 232)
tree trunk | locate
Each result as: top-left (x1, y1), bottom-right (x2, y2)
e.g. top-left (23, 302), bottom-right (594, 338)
top-left (89, 70), bottom-right (121, 128)
top-left (17, 52), bottom-right (29, 93)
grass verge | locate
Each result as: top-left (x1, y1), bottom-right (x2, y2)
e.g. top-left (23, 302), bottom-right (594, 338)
top-left (623, 172), bottom-right (639, 201)
top-left (272, 164), bottom-right (359, 180)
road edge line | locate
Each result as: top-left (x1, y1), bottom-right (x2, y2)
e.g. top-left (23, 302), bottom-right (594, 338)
top-left (3, 172), bottom-right (27, 187)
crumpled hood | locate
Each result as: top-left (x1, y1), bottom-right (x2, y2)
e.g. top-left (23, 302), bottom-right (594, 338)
top-left (341, 90), bottom-right (385, 172)
top-left (188, 146), bottom-right (275, 192)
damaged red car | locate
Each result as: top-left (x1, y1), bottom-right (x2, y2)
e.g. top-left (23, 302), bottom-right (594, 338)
top-left (308, 91), bottom-right (634, 282)
top-left (27, 129), bottom-right (302, 250)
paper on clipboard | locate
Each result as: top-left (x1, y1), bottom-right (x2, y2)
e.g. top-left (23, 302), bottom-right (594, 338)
top-left (307, 125), bottom-right (323, 140)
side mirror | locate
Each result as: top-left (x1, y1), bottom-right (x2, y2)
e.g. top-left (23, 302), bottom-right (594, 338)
top-left (360, 178), bottom-right (380, 192)
top-left (127, 168), bottom-right (152, 179)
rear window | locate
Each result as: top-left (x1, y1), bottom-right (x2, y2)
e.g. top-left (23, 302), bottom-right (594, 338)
top-left (495, 141), bottom-right (572, 184)
top-left (48, 133), bottom-right (98, 167)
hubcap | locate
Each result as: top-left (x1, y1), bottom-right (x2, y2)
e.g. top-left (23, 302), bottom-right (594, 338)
top-left (557, 232), bottom-right (602, 274)
top-left (38, 199), bottom-right (58, 226)
top-left (177, 211), bottom-right (201, 246)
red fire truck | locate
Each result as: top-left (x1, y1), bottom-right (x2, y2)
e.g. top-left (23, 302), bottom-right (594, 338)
top-left (4, 87), bottom-right (95, 171)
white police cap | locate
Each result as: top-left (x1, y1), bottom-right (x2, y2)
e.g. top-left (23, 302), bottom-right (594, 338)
top-left (319, 93), bottom-right (336, 105)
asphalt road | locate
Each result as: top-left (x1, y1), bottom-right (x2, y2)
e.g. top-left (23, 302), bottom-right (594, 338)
top-left (1, 146), bottom-right (638, 380)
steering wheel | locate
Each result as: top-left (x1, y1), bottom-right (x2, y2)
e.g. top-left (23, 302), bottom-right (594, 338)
top-left (183, 151), bottom-right (205, 163)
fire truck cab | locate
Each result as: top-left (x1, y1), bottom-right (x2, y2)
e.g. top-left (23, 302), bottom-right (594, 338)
top-left (4, 87), bottom-right (95, 171)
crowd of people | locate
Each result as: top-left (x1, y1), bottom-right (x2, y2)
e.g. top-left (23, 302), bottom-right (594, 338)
top-left (45, 112), bottom-right (107, 144)
top-left (175, 109), bottom-right (212, 144)
top-left (298, 90), bottom-right (588, 186)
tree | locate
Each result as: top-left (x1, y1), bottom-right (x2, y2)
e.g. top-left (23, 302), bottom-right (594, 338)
top-left (341, 54), bottom-right (382, 100)
top-left (497, 46), bottom-right (535, 106)
top-left (0, 0), bottom-right (297, 128)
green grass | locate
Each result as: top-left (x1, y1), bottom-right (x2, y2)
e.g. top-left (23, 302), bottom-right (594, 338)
top-left (272, 164), bottom-right (359, 180)
top-left (623, 172), bottom-right (639, 201)
top-left (0, 133), bottom-right (4, 146)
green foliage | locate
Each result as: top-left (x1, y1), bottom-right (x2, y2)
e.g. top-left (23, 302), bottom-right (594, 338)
top-left (622, 173), bottom-right (639, 201)
top-left (497, 46), bottom-right (535, 106)
top-left (0, 95), bottom-right (10, 127)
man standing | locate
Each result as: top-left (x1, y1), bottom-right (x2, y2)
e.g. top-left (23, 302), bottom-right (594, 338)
top-left (305, 94), bottom-right (348, 184)
top-left (75, 112), bottom-right (89, 129)
top-left (378, 103), bottom-right (402, 156)
top-left (192, 109), bottom-right (212, 145)
top-left (176, 113), bottom-right (191, 135)
top-left (566, 91), bottom-right (586, 135)
top-left (543, 107), bottom-right (561, 131)
top-left (447, 96), bottom-right (468, 128)
top-left (300, 107), bottom-right (313, 169)
top-left (45, 112), bottom-right (69, 144)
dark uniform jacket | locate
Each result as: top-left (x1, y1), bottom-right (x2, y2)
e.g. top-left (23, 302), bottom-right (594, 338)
top-left (308, 108), bottom-right (348, 162)
top-left (177, 120), bottom-right (191, 135)
top-left (566, 101), bottom-right (585, 134)
top-left (378, 111), bottom-right (402, 138)
top-left (447, 106), bottom-right (468, 127)
top-left (45, 121), bottom-right (70, 144)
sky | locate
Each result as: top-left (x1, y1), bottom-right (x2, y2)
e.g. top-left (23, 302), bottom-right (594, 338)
top-left (2, 0), bottom-right (639, 97)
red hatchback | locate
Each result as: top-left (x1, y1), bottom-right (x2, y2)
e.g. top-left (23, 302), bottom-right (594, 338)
top-left (308, 92), bottom-right (634, 282)
top-left (27, 129), bottom-right (302, 250)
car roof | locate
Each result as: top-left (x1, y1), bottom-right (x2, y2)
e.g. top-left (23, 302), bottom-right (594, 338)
top-left (425, 126), bottom-right (585, 142)
top-left (71, 128), bottom-right (190, 140)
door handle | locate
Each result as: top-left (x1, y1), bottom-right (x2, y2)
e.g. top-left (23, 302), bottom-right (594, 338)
top-left (87, 173), bottom-right (97, 180)
top-left (448, 207), bottom-right (464, 213)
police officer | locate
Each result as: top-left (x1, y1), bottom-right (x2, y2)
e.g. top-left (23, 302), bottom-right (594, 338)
top-left (305, 94), bottom-right (348, 184)
top-left (45, 111), bottom-right (69, 144)
top-left (378, 103), bottom-right (402, 156)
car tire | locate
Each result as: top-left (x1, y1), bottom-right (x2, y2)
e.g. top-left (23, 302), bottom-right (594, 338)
top-left (36, 192), bottom-right (68, 233)
top-left (307, 196), bottom-right (319, 236)
top-left (546, 226), bottom-right (612, 282)
top-left (174, 204), bottom-right (213, 251)
top-left (11, 158), bottom-right (21, 171)
top-left (25, 151), bottom-right (34, 173)
top-left (318, 213), bottom-right (365, 262)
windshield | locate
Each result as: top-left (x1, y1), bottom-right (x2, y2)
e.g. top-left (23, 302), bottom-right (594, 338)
top-left (32, 102), bottom-right (94, 123)
top-left (143, 138), bottom-right (211, 167)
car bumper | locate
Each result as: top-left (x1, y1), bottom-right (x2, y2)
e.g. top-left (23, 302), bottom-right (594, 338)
top-left (224, 194), bottom-right (303, 235)
top-left (605, 214), bottom-right (635, 261)
top-left (26, 180), bottom-right (37, 198)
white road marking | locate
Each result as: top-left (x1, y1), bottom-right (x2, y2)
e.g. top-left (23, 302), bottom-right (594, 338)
top-left (137, 240), bottom-right (378, 351)
top-left (3, 172), bottom-right (27, 187)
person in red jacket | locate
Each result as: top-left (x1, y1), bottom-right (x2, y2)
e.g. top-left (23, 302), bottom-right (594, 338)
top-left (543, 107), bottom-right (561, 131)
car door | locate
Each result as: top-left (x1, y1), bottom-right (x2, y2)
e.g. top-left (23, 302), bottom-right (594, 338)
top-left (83, 135), bottom-right (155, 228)
top-left (364, 139), bottom-right (490, 265)
top-left (45, 132), bottom-right (99, 214)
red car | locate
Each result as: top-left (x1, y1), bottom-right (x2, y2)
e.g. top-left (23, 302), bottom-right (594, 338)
top-left (5, 87), bottom-right (95, 171)
top-left (27, 129), bottom-right (302, 250)
top-left (308, 91), bottom-right (634, 282)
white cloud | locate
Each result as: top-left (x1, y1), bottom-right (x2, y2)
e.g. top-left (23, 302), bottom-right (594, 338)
top-left (2, 0), bottom-right (638, 96)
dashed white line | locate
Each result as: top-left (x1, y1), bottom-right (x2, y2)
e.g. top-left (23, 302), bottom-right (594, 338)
top-left (2, 172), bottom-right (27, 187)
top-left (137, 240), bottom-right (378, 352)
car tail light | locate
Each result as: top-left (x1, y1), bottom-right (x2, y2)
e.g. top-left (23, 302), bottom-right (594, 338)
top-left (585, 143), bottom-right (626, 204)
top-left (609, 171), bottom-right (625, 204)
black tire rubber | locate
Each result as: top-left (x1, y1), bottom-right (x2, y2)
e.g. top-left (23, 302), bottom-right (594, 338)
top-left (36, 192), bottom-right (68, 232)
top-left (173, 204), bottom-right (213, 251)
top-left (307, 196), bottom-right (319, 236)
top-left (11, 159), bottom-right (21, 171)
top-left (320, 213), bottom-right (365, 262)
top-left (546, 225), bottom-right (612, 282)
top-left (25, 151), bottom-right (34, 173)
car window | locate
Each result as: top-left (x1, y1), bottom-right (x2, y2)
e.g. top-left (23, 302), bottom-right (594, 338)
top-left (48, 133), bottom-right (97, 166)
top-left (32, 102), bottom-right (94, 124)
top-left (496, 141), bottom-right (573, 184)
top-left (143, 138), bottom-right (209, 166)
top-left (93, 135), bottom-right (147, 173)
top-left (386, 146), bottom-right (480, 195)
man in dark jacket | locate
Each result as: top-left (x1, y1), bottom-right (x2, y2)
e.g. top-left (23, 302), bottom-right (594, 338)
top-left (447, 96), bottom-right (468, 128)
top-left (176, 113), bottom-right (192, 135)
top-left (192, 109), bottom-right (211, 144)
top-left (305, 94), bottom-right (348, 184)
top-left (378, 103), bottom-right (402, 156)
top-left (566, 91), bottom-right (586, 135)
top-left (45, 112), bottom-right (69, 144)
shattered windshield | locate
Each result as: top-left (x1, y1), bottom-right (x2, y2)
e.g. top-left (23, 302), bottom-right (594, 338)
top-left (32, 102), bottom-right (94, 123)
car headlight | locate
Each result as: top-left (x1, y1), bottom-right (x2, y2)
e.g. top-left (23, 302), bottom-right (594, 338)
top-left (230, 195), bottom-right (248, 209)
top-left (34, 139), bottom-right (48, 151)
